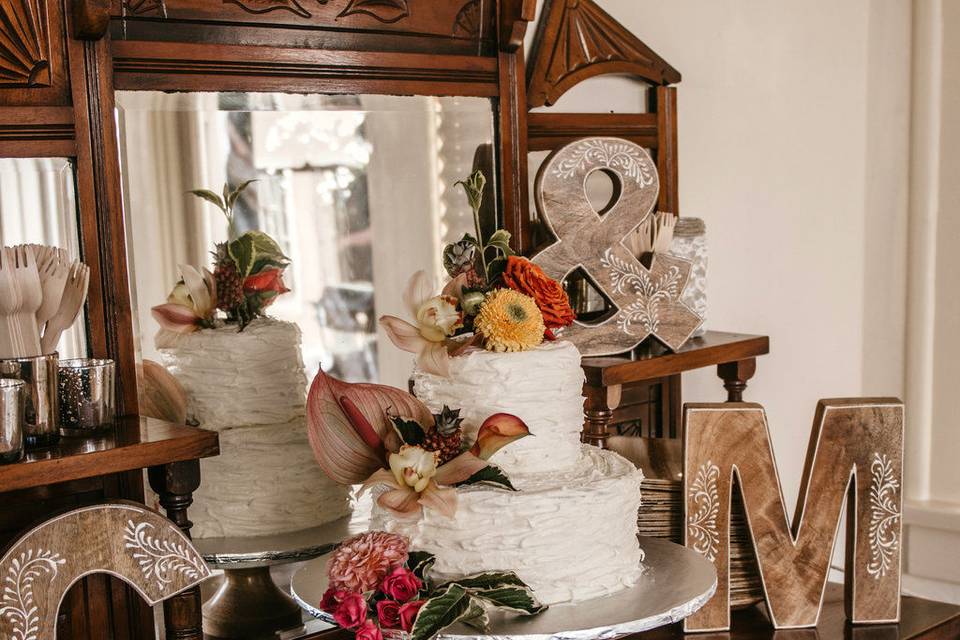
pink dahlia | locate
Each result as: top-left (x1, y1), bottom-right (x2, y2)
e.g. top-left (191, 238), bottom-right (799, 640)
top-left (328, 532), bottom-right (410, 593)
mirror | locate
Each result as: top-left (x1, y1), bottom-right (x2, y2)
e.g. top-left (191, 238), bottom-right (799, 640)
top-left (117, 92), bottom-right (497, 389)
top-left (0, 158), bottom-right (87, 358)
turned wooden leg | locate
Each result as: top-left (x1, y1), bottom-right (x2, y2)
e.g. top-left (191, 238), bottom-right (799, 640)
top-left (582, 384), bottom-right (622, 449)
top-left (717, 358), bottom-right (757, 402)
top-left (149, 460), bottom-right (204, 640)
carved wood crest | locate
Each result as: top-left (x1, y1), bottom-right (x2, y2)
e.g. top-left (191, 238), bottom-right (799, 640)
top-left (0, 0), bottom-right (52, 87)
top-left (683, 399), bottom-right (904, 631)
top-left (0, 503), bottom-right (211, 639)
top-left (531, 137), bottom-right (702, 355)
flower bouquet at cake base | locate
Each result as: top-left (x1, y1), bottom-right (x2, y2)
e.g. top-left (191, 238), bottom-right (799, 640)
top-left (150, 180), bottom-right (291, 340)
top-left (319, 531), bottom-right (546, 640)
top-left (379, 170), bottom-right (576, 376)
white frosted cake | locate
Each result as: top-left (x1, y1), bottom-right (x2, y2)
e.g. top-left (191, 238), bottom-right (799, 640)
top-left (372, 340), bottom-right (644, 605)
top-left (160, 318), bottom-right (353, 539)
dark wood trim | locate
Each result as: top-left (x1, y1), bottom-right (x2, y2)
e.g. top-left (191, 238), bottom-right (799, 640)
top-left (582, 332), bottom-right (770, 387)
top-left (655, 86), bottom-right (679, 214)
top-left (500, 0), bottom-right (536, 52)
top-left (111, 41), bottom-right (500, 96)
top-left (497, 48), bottom-right (530, 253)
top-left (527, 112), bottom-right (659, 151)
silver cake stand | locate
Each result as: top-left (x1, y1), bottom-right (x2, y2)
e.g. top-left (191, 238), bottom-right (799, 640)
top-left (289, 537), bottom-right (717, 639)
top-left (194, 506), bottom-right (371, 639)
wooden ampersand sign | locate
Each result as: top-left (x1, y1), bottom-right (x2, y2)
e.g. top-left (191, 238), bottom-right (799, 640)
top-left (531, 137), bottom-right (702, 356)
top-left (684, 399), bottom-right (904, 632)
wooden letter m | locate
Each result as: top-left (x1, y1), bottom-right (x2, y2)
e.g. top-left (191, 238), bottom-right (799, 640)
top-left (683, 399), bottom-right (904, 631)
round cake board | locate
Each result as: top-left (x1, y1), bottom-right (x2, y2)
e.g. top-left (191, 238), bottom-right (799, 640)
top-left (290, 536), bottom-right (717, 640)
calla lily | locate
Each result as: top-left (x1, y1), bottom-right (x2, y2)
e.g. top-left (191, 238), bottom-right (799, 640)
top-left (470, 413), bottom-right (533, 460)
top-left (151, 265), bottom-right (217, 334)
top-left (379, 271), bottom-right (467, 377)
top-left (306, 370), bottom-right (434, 484)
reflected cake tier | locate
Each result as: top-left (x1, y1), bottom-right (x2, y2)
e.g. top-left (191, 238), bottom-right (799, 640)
top-left (372, 446), bottom-right (645, 605)
top-left (160, 318), bottom-right (352, 539)
top-left (412, 341), bottom-right (585, 482)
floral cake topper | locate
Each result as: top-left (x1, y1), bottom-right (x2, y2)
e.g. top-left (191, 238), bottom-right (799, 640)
top-left (151, 181), bottom-right (291, 335)
top-left (380, 171), bottom-right (576, 376)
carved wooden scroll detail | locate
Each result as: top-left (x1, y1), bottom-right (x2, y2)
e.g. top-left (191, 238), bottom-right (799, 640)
top-left (121, 0), bottom-right (167, 16)
top-left (683, 399), bottom-right (904, 632)
top-left (0, 504), bottom-right (211, 640)
top-left (527, 0), bottom-right (681, 108)
top-left (532, 137), bottom-right (702, 355)
top-left (0, 0), bottom-right (52, 87)
top-left (338, 0), bottom-right (409, 24)
top-left (224, 0), bottom-right (319, 18)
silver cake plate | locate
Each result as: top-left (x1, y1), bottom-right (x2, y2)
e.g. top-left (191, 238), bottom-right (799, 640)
top-left (289, 536), bottom-right (717, 640)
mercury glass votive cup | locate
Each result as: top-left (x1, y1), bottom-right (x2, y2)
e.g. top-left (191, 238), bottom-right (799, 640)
top-left (0, 353), bottom-right (60, 448)
top-left (58, 358), bottom-right (116, 437)
top-left (0, 378), bottom-right (26, 464)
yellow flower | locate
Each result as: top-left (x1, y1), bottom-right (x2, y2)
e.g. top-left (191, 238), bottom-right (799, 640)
top-left (474, 289), bottom-right (545, 353)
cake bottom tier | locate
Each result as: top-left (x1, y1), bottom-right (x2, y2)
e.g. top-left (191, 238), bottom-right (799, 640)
top-left (191, 419), bottom-right (353, 539)
top-left (372, 446), bottom-right (645, 605)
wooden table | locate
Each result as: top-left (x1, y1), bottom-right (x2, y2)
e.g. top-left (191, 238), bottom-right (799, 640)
top-left (294, 585), bottom-right (960, 640)
top-left (580, 331), bottom-right (770, 446)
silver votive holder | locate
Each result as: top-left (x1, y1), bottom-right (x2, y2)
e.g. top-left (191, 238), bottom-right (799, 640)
top-left (58, 358), bottom-right (115, 437)
top-left (0, 353), bottom-right (60, 448)
top-left (0, 379), bottom-right (26, 464)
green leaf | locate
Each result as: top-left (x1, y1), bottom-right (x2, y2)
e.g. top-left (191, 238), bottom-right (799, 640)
top-left (245, 230), bottom-right (288, 261)
top-left (485, 229), bottom-right (514, 257)
top-left (456, 465), bottom-right (517, 491)
top-left (228, 231), bottom-right (288, 278)
top-left (460, 599), bottom-right (490, 631)
top-left (406, 551), bottom-right (436, 582)
top-left (391, 416), bottom-right (426, 447)
top-left (228, 179), bottom-right (259, 211)
top-left (486, 257), bottom-right (508, 285)
top-left (441, 571), bottom-right (530, 592)
top-left (455, 170), bottom-right (486, 213)
top-left (188, 189), bottom-right (226, 212)
top-left (227, 234), bottom-right (256, 278)
top-left (468, 586), bottom-right (547, 615)
top-left (410, 584), bottom-right (472, 640)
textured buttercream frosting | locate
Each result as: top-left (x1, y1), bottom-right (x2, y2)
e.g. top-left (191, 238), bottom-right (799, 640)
top-left (160, 318), bottom-right (352, 539)
top-left (381, 340), bottom-right (645, 605)
top-left (373, 446), bottom-right (644, 605)
top-left (412, 340), bottom-right (586, 481)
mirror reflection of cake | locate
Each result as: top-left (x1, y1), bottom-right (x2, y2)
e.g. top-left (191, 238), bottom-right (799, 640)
top-left (160, 317), bottom-right (353, 539)
top-left (371, 340), bottom-right (645, 605)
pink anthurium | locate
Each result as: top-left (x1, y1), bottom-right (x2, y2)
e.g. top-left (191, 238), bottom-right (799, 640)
top-left (379, 271), bottom-right (467, 377)
top-left (306, 370), bottom-right (434, 485)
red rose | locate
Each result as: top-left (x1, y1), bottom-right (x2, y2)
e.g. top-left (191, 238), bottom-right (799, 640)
top-left (398, 600), bottom-right (426, 632)
top-left (243, 267), bottom-right (290, 295)
top-left (501, 256), bottom-right (575, 330)
top-left (355, 619), bottom-right (383, 640)
top-left (380, 566), bottom-right (422, 603)
top-left (332, 592), bottom-right (367, 630)
top-left (319, 587), bottom-right (348, 614)
top-left (376, 599), bottom-right (402, 629)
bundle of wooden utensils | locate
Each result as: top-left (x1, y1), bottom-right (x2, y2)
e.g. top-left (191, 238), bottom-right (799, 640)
top-left (0, 245), bottom-right (89, 359)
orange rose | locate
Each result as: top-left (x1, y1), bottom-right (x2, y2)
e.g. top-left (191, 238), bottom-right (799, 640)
top-left (501, 256), bottom-right (575, 330)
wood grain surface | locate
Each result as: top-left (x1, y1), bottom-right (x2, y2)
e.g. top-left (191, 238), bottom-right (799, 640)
top-left (0, 502), bottom-right (211, 639)
top-left (532, 137), bottom-right (702, 355)
top-left (684, 400), bottom-right (905, 631)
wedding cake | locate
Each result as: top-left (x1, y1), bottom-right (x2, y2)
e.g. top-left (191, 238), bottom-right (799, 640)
top-left (371, 340), bottom-right (645, 605)
top-left (161, 318), bottom-right (353, 539)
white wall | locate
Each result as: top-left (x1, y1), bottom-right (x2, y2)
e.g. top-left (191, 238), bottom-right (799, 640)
top-left (527, 0), bottom-right (911, 513)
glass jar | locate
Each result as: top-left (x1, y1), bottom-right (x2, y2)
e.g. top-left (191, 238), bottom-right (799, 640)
top-left (670, 218), bottom-right (707, 337)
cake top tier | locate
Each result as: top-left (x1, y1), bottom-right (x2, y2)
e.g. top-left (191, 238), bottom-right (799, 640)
top-left (412, 340), bottom-right (585, 479)
top-left (159, 318), bottom-right (307, 429)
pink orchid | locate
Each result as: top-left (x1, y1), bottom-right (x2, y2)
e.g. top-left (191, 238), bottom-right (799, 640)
top-left (151, 265), bottom-right (217, 334)
top-left (379, 271), bottom-right (467, 377)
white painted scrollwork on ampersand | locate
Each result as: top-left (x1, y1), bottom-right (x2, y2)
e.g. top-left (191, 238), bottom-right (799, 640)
top-left (601, 249), bottom-right (683, 336)
top-left (124, 520), bottom-right (206, 591)
top-left (867, 452), bottom-right (901, 579)
top-left (0, 549), bottom-right (66, 640)
top-left (551, 139), bottom-right (655, 187)
top-left (687, 461), bottom-right (720, 563)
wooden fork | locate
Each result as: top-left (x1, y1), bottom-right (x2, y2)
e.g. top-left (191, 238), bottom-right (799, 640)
top-left (12, 245), bottom-right (43, 357)
top-left (40, 261), bottom-right (89, 356)
top-left (0, 248), bottom-right (22, 359)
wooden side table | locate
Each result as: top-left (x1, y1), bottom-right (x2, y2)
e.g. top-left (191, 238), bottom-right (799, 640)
top-left (581, 331), bottom-right (770, 447)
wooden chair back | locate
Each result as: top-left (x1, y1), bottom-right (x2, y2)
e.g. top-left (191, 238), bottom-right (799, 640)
top-left (0, 502), bottom-right (211, 639)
